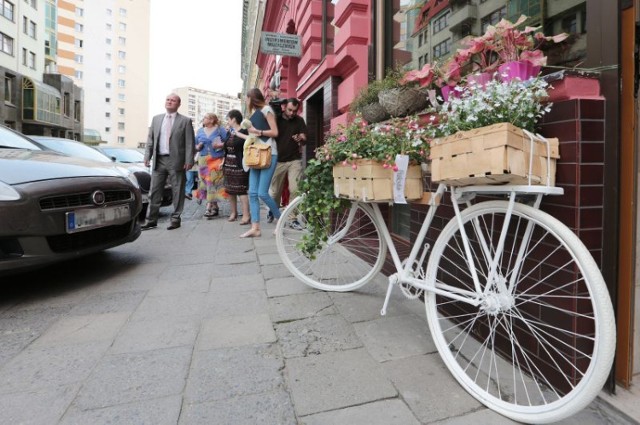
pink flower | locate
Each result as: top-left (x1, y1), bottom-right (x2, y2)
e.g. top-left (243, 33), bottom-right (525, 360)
top-left (392, 165), bottom-right (399, 172)
top-left (520, 49), bottom-right (547, 66)
top-left (352, 164), bottom-right (358, 170)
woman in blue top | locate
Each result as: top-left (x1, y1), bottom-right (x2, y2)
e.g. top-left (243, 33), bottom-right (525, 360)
top-left (240, 88), bottom-right (280, 238)
top-left (195, 113), bottom-right (228, 218)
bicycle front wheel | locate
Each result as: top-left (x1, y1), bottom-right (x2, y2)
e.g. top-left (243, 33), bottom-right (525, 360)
top-left (425, 200), bottom-right (615, 424)
top-left (275, 196), bottom-right (387, 292)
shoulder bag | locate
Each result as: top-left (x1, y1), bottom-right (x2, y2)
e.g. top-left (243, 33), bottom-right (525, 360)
top-left (244, 142), bottom-right (272, 169)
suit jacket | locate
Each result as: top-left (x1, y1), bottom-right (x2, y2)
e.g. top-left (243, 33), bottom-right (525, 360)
top-left (144, 112), bottom-right (195, 171)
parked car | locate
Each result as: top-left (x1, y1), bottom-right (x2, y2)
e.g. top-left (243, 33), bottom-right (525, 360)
top-left (26, 136), bottom-right (152, 220)
top-left (96, 146), bottom-right (145, 165)
top-left (0, 126), bottom-right (142, 276)
top-left (96, 145), bottom-right (173, 207)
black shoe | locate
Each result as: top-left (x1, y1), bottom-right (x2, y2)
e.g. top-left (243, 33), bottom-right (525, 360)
top-left (185, 193), bottom-right (192, 200)
top-left (167, 221), bottom-right (181, 230)
top-left (267, 211), bottom-right (274, 223)
top-left (141, 221), bottom-right (157, 230)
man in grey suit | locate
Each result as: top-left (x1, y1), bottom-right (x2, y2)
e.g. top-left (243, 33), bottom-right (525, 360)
top-left (142, 93), bottom-right (195, 230)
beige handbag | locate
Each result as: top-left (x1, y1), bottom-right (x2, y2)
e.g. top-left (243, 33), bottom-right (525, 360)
top-left (245, 143), bottom-right (272, 169)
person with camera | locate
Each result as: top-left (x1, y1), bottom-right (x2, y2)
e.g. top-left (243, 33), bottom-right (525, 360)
top-left (267, 98), bottom-right (307, 223)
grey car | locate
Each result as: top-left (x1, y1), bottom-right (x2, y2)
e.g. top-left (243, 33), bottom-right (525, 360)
top-left (0, 127), bottom-right (142, 276)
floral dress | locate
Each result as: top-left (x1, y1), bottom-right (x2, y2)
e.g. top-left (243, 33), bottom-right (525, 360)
top-left (195, 126), bottom-right (228, 203)
top-left (223, 128), bottom-right (249, 195)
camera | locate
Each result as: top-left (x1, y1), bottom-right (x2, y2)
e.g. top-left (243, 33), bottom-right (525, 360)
top-left (269, 98), bottom-right (287, 119)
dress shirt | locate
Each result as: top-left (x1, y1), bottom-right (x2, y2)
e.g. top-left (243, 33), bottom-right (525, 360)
top-left (159, 113), bottom-right (175, 155)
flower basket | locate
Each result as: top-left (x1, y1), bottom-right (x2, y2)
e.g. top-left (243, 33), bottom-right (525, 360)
top-left (360, 102), bottom-right (390, 123)
top-left (378, 87), bottom-right (429, 117)
top-left (430, 123), bottom-right (559, 186)
top-left (333, 159), bottom-right (424, 202)
top-left (498, 60), bottom-right (541, 82)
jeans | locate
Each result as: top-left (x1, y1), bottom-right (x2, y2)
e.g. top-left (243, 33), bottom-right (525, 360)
top-left (248, 155), bottom-right (281, 224)
top-left (185, 170), bottom-right (197, 195)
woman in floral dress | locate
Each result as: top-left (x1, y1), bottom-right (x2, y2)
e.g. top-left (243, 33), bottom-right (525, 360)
top-left (223, 109), bottom-right (250, 224)
top-left (195, 113), bottom-right (228, 218)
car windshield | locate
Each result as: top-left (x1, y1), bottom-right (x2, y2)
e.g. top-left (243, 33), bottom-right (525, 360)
top-left (0, 126), bottom-right (43, 150)
top-left (31, 137), bottom-right (112, 163)
top-left (102, 148), bottom-right (144, 163)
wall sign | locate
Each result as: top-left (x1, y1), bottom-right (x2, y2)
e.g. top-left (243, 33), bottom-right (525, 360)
top-left (260, 32), bottom-right (301, 57)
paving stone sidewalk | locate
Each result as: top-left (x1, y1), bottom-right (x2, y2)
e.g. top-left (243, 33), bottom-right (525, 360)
top-left (0, 200), bottom-right (636, 424)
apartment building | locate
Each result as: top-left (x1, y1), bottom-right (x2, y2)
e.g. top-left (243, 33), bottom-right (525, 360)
top-left (0, 0), bottom-right (82, 138)
top-left (173, 86), bottom-right (241, 131)
top-left (56, 0), bottom-right (150, 147)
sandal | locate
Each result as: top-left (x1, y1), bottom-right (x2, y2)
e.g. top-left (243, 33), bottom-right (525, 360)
top-left (228, 214), bottom-right (237, 222)
top-left (239, 219), bottom-right (251, 225)
top-left (240, 229), bottom-right (261, 238)
top-left (204, 204), bottom-right (215, 218)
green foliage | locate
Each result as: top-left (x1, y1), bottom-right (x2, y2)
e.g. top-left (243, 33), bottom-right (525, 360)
top-left (296, 159), bottom-right (350, 259)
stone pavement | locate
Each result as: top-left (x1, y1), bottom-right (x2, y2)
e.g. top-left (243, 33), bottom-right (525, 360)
top-left (0, 199), bottom-right (636, 424)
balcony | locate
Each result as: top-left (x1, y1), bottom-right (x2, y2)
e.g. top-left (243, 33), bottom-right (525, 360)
top-left (448, 4), bottom-right (477, 33)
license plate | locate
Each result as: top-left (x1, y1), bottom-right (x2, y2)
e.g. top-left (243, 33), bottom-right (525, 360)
top-left (66, 205), bottom-right (131, 233)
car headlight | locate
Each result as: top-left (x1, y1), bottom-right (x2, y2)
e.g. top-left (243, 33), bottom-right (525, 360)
top-left (0, 181), bottom-right (21, 201)
top-left (126, 172), bottom-right (140, 189)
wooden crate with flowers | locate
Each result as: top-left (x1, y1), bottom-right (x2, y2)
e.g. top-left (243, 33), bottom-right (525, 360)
top-left (326, 117), bottom-right (429, 202)
top-left (405, 15), bottom-right (567, 186)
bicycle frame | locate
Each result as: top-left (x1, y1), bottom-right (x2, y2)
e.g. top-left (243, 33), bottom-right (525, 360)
top-left (362, 183), bottom-right (564, 315)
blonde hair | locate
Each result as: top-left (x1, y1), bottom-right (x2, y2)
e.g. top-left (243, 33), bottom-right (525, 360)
top-left (203, 113), bottom-right (219, 126)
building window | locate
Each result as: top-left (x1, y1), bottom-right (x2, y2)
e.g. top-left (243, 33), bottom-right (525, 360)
top-left (76, 7), bottom-right (83, 17)
top-left (433, 38), bottom-right (451, 59)
top-left (481, 7), bottom-right (507, 34)
top-left (25, 0), bottom-right (36, 8)
top-left (118, 136), bottom-right (125, 144)
top-left (105, 127), bottom-right (110, 133)
top-left (106, 53), bottom-right (111, 60)
top-left (118, 51), bottom-right (126, 59)
top-left (21, 47), bottom-right (26, 65)
top-left (75, 70), bottom-right (83, 79)
top-left (118, 65), bottom-right (126, 73)
top-left (105, 82), bottom-right (111, 89)
top-left (105, 67), bottom-right (111, 74)
top-left (119, 22), bottom-right (126, 31)
top-left (75, 39), bottom-right (83, 48)
top-left (106, 8), bottom-right (112, 15)
top-left (0, 32), bottom-right (13, 55)
top-left (118, 122), bottom-right (125, 130)
top-left (28, 20), bottom-right (36, 38)
top-left (75, 23), bottom-right (83, 32)
top-left (118, 79), bottom-right (125, 88)
top-left (105, 97), bottom-right (111, 103)
top-left (105, 112), bottom-right (110, 118)
top-left (562, 14), bottom-right (578, 34)
top-left (118, 107), bottom-right (125, 115)
top-left (106, 38), bottom-right (112, 45)
top-left (418, 33), bottom-right (423, 47)
top-left (118, 93), bottom-right (125, 101)
top-left (106, 23), bottom-right (112, 31)
top-left (119, 8), bottom-right (126, 17)
top-left (75, 54), bottom-right (83, 63)
top-left (4, 74), bottom-right (13, 102)
top-left (432, 10), bottom-right (450, 35)
top-left (2, 0), bottom-right (14, 21)
top-left (28, 51), bottom-right (35, 68)
top-left (74, 101), bottom-right (80, 120)
top-left (118, 36), bottom-right (125, 45)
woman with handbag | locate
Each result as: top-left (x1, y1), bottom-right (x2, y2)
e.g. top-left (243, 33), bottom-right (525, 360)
top-left (195, 113), bottom-right (228, 218)
top-left (240, 88), bottom-right (280, 238)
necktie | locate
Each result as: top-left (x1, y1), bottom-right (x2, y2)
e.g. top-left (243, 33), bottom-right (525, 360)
top-left (163, 114), bottom-right (173, 147)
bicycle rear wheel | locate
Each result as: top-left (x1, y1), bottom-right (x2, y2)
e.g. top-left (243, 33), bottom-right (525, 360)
top-left (275, 196), bottom-right (387, 292)
top-left (425, 200), bottom-right (615, 424)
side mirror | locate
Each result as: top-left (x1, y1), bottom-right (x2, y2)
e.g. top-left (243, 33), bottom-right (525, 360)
top-left (110, 156), bottom-right (117, 162)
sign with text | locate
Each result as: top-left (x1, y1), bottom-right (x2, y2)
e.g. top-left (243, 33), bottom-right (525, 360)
top-left (260, 32), bottom-right (301, 57)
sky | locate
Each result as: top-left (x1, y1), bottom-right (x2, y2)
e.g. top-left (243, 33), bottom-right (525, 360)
top-left (147, 0), bottom-right (244, 119)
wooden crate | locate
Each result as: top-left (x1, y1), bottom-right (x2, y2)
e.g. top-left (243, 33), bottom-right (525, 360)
top-left (430, 123), bottom-right (560, 186)
top-left (333, 159), bottom-right (423, 202)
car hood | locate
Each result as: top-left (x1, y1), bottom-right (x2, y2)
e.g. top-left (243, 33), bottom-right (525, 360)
top-left (0, 149), bottom-right (128, 185)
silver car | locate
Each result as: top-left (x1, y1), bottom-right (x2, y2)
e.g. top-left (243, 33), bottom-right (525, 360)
top-left (0, 126), bottom-right (142, 276)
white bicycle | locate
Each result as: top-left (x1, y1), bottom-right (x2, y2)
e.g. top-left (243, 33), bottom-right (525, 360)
top-left (275, 182), bottom-right (616, 424)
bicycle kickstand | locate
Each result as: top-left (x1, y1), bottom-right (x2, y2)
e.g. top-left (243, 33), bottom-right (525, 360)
top-left (380, 274), bottom-right (399, 316)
